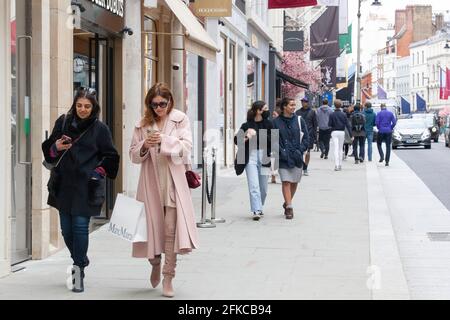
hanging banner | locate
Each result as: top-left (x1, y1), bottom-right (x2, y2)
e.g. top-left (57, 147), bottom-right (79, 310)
top-left (321, 57), bottom-right (337, 88)
top-left (401, 97), bottom-right (411, 114)
top-left (336, 53), bottom-right (346, 84)
top-left (283, 31), bottom-right (304, 51)
top-left (310, 6), bottom-right (340, 60)
top-left (269, 0), bottom-right (317, 9)
top-left (339, 24), bottom-right (352, 54)
top-left (416, 93), bottom-right (426, 112)
top-left (193, 0), bottom-right (232, 17)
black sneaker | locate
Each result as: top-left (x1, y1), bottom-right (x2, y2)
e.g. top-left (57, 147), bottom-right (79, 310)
top-left (324, 155), bottom-right (328, 159)
top-left (379, 158), bottom-right (384, 163)
top-left (320, 153), bottom-right (324, 159)
top-left (252, 212), bottom-right (261, 221)
top-left (385, 162), bottom-right (389, 167)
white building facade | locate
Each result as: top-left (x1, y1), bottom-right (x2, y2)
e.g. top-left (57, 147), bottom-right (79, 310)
top-left (395, 56), bottom-right (410, 107)
top-left (426, 30), bottom-right (450, 110)
top-left (410, 39), bottom-right (429, 111)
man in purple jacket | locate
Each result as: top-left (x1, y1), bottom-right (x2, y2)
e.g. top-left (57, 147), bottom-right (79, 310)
top-left (375, 104), bottom-right (397, 166)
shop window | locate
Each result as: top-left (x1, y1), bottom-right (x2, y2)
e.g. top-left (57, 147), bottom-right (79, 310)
top-left (247, 55), bottom-right (257, 106)
top-left (143, 16), bottom-right (158, 95)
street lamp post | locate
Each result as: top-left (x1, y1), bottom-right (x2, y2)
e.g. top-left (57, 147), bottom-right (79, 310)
top-left (424, 76), bottom-right (430, 111)
top-left (356, 0), bottom-right (382, 104)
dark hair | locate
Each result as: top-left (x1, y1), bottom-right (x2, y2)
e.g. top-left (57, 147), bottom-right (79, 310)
top-left (322, 99), bottom-right (329, 105)
top-left (247, 100), bottom-right (267, 121)
top-left (70, 87), bottom-right (100, 119)
top-left (365, 102), bottom-right (372, 108)
top-left (280, 97), bottom-right (295, 112)
top-left (144, 83), bottom-right (175, 126)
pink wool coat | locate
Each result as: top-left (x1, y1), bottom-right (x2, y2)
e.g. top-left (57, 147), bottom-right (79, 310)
top-left (129, 109), bottom-right (199, 259)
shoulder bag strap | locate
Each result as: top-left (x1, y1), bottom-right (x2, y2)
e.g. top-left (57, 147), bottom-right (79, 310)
top-left (54, 118), bottom-right (98, 168)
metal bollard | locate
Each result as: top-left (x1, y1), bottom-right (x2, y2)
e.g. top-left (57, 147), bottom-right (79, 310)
top-left (207, 147), bottom-right (225, 224)
top-left (197, 147), bottom-right (216, 228)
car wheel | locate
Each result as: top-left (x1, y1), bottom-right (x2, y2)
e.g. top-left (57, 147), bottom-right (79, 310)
top-left (434, 138), bottom-right (439, 143)
top-left (425, 145), bottom-right (431, 149)
top-left (392, 146), bottom-right (398, 150)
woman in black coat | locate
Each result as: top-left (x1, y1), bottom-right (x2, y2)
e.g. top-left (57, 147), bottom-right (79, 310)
top-left (234, 101), bottom-right (273, 221)
top-left (42, 87), bottom-right (120, 293)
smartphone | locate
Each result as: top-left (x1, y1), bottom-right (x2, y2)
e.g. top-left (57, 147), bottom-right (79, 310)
top-left (61, 136), bottom-right (72, 145)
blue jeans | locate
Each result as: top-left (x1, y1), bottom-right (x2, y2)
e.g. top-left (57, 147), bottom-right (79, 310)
top-left (59, 212), bottom-right (91, 268)
top-left (366, 131), bottom-right (374, 161)
top-left (245, 150), bottom-right (269, 213)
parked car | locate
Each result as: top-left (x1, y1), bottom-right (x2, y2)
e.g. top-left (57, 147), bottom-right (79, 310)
top-left (392, 119), bottom-right (431, 149)
top-left (411, 113), bottom-right (439, 142)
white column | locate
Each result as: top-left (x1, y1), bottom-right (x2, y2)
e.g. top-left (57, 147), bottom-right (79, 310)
top-left (205, 18), bottom-right (220, 151)
top-left (31, 0), bottom-right (51, 259)
top-left (172, 17), bottom-right (184, 111)
top-left (0, 0), bottom-right (12, 277)
top-left (122, 0), bottom-right (142, 197)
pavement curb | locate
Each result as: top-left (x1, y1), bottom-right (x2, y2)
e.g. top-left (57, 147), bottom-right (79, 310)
top-left (366, 160), bottom-right (411, 300)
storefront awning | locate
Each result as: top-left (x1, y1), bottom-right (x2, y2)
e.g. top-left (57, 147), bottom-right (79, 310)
top-left (164, 0), bottom-right (219, 62)
top-left (276, 70), bottom-right (309, 89)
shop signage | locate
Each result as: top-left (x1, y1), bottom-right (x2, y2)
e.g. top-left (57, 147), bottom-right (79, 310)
top-left (80, 0), bottom-right (125, 35)
top-left (193, 0), bottom-right (232, 17)
top-left (90, 0), bottom-right (125, 18)
top-left (251, 34), bottom-right (258, 49)
top-left (283, 31), bottom-right (304, 51)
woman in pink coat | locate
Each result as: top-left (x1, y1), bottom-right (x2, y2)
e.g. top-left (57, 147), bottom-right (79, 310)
top-left (129, 83), bottom-right (199, 298)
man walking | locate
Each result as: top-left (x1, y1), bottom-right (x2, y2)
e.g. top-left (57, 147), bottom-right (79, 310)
top-left (364, 102), bottom-right (376, 162)
top-left (328, 99), bottom-right (353, 171)
top-left (316, 99), bottom-right (334, 160)
top-left (296, 97), bottom-right (317, 176)
top-left (375, 103), bottom-right (397, 166)
top-left (350, 103), bottom-right (366, 164)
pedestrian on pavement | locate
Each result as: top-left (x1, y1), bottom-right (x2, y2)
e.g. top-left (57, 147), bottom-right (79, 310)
top-left (234, 101), bottom-right (273, 221)
top-left (343, 105), bottom-right (353, 160)
top-left (270, 99), bottom-right (282, 184)
top-left (296, 97), bottom-right (318, 176)
top-left (42, 87), bottom-right (120, 293)
top-left (329, 99), bottom-right (353, 171)
top-left (272, 98), bottom-right (309, 220)
top-left (129, 83), bottom-right (199, 298)
top-left (364, 102), bottom-right (376, 162)
top-left (316, 99), bottom-right (334, 159)
top-left (350, 103), bottom-right (366, 164)
top-left (375, 103), bottom-right (397, 166)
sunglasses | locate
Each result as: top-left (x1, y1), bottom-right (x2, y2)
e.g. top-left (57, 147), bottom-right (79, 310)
top-left (150, 101), bottom-right (169, 109)
top-left (78, 86), bottom-right (97, 96)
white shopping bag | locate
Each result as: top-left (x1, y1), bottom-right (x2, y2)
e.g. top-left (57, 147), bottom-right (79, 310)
top-left (108, 193), bottom-right (147, 243)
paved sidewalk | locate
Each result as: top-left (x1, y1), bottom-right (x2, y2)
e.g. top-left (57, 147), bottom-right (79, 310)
top-left (0, 148), bottom-right (412, 300)
top-left (376, 151), bottom-right (450, 299)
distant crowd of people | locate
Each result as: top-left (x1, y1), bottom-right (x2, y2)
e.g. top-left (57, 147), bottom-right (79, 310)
top-left (234, 97), bottom-right (397, 222)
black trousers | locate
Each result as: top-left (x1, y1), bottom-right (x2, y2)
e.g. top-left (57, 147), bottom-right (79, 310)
top-left (377, 133), bottom-right (392, 163)
top-left (318, 129), bottom-right (332, 156)
top-left (352, 136), bottom-right (366, 161)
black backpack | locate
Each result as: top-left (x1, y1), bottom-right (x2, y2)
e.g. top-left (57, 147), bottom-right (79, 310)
top-left (353, 113), bottom-right (365, 132)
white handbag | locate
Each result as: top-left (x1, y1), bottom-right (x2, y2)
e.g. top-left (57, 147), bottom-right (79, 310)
top-left (108, 193), bottom-right (147, 243)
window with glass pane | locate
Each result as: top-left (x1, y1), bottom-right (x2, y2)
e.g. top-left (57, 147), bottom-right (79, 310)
top-left (143, 16), bottom-right (157, 95)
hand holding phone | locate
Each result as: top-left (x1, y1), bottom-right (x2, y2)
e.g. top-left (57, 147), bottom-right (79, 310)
top-left (56, 135), bottom-right (73, 151)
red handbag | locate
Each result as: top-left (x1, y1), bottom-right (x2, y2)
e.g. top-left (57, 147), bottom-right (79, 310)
top-left (185, 170), bottom-right (201, 189)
